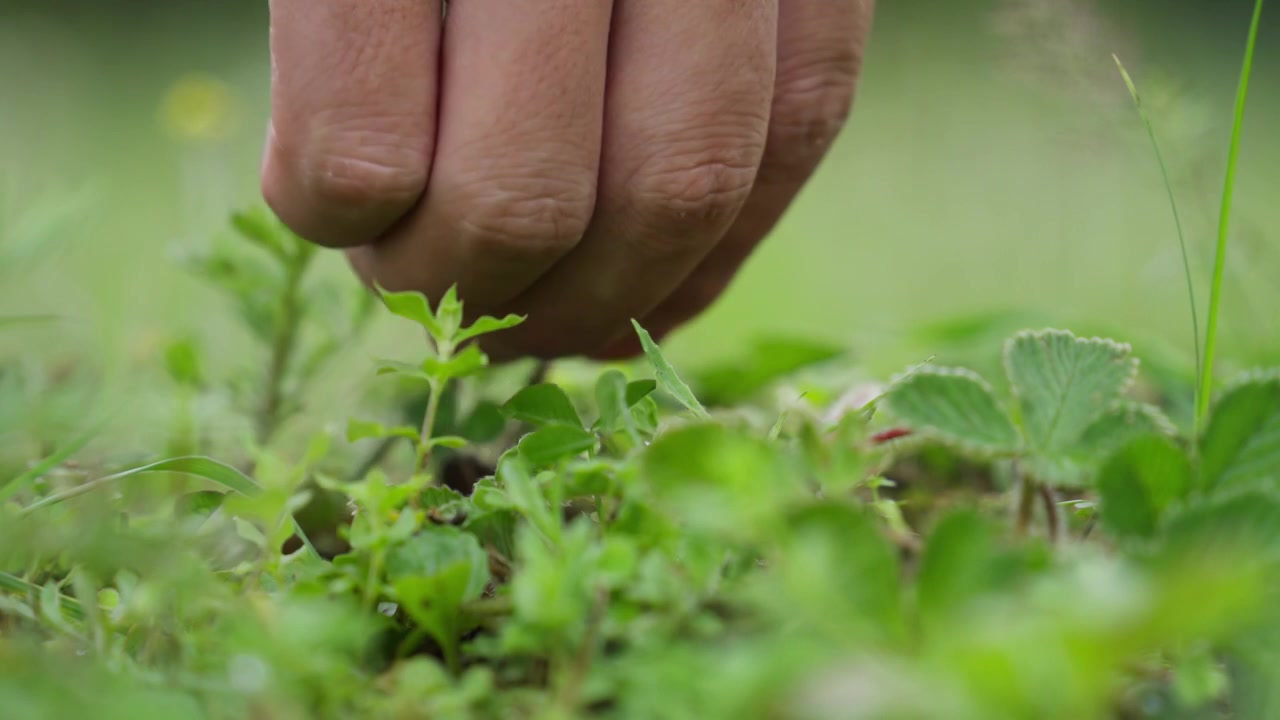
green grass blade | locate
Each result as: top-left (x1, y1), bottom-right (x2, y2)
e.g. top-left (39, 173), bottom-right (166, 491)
top-left (0, 571), bottom-right (87, 623)
top-left (0, 419), bottom-right (107, 504)
top-left (1198, 0), bottom-right (1266, 431)
top-left (1112, 55), bottom-right (1202, 438)
top-left (19, 456), bottom-right (261, 515)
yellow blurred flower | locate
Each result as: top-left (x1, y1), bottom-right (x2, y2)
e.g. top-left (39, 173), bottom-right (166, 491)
top-left (158, 73), bottom-right (240, 142)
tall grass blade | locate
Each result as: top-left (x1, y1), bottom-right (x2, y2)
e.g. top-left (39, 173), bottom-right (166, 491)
top-left (1112, 55), bottom-right (1202, 438)
top-left (0, 418), bottom-right (106, 504)
top-left (19, 456), bottom-right (261, 515)
top-left (1198, 0), bottom-right (1266, 431)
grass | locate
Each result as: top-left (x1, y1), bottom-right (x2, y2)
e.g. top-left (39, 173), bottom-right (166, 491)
top-left (2, 4), bottom-right (1279, 719)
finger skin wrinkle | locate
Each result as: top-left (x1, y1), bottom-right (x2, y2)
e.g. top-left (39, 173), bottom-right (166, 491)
top-left (443, 170), bottom-right (597, 259)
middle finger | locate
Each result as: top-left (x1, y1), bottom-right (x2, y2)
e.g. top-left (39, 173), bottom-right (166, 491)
top-left (488, 0), bottom-right (779, 359)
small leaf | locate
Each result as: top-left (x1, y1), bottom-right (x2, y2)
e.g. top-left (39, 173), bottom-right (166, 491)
top-left (1200, 369), bottom-right (1280, 492)
top-left (503, 383), bottom-right (584, 429)
top-left (1097, 434), bottom-right (1191, 541)
top-left (1074, 400), bottom-right (1178, 461)
top-left (436, 285), bottom-right (464, 338)
top-left (594, 370), bottom-right (635, 438)
top-left (423, 344), bottom-right (489, 381)
top-left (881, 366), bottom-right (1020, 456)
top-left (375, 359), bottom-right (431, 382)
top-left (632, 319), bottom-right (709, 418)
top-left (456, 313), bottom-right (526, 344)
top-left (163, 338), bottom-right (204, 387)
top-left (174, 490), bottom-right (227, 519)
top-left (231, 206), bottom-right (290, 262)
top-left (377, 286), bottom-right (444, 337)
top-left (426, 435), bottom-right (469, 450)
top-left (233, 517), bottom-right (268, 549)
top-left (518, 425), bottom-right (597, 467)
top-left (1003, 329), bottom-right (1137, 454)
top-left (346, 418), bottom-right (418, 443)
top-left (626, 380), bottom-right (658, 406)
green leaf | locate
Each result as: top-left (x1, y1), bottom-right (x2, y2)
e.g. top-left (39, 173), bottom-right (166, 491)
top-left (436, 285), bottom-right (464, 338)
top-left (375, 359), bottom-right (431, 382)
top-left (777, 501), bottom-right (903, 638)
top-left (632, 319), bottom-right (709, 419)
top-left (1200, 370), bottom-right (1280, 492)
top-left (163, 338), bottom-right (204, 387)
top-left (388, 526), bottom-right (491, 672)
top-left (346, 418), bottom-right (418, 443)
top-left (502, 383), bottom-right (584, 429)
top-left (231, 206), bottom-right (291, 262)
top-left (915, 510), bottom-right (1047, 627)
top-left (378, 286), bottom-right (445, 337)
top-left (423, 344), bottom-right (489, 381)
top-left (456, 313), bottom-right (526, 344)
top-left (518, 425), bottom-right (597, 467)
top-left (881, 366), bottom-right (1020, 456)
top-left (594, 370), bottom-right (635, 439)
top-left (20, 456), bottom-right (261, 515)
top-left (626, 380), bottom-right (658, 406)
top-left (1003, 329), bottom-right (1137, 454)
top-left (425, 436), bottom-right (469, 450)
top-left (1074, 400), bottom-right (1177, 461)
top-left (1097, 434), bottom-right (1191, 541)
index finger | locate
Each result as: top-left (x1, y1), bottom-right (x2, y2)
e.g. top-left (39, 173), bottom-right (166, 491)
top-left (261, 0), bottom-right (441, 248)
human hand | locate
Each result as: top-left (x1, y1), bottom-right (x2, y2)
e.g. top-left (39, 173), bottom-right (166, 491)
top-left (261, 0), bottom-right (875, 361)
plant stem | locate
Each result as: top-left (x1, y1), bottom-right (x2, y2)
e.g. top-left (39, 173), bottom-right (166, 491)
top-left (1014, 469), bottom-right (1036, 538)
top-left (1112, 55), bottom-right (1202, 440)
top-left (419, 378), bottom-right (443, 473)
top-left (257, 255), bottom-right (309, 446)
top-left (1196, 0), bottom-right (1265, 432)
top-left (1039, 484), bottom-right (1061, 544)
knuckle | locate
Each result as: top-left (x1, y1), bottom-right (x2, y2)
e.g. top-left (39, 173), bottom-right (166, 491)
top-left (766, 51), bottom-right (861, 177)
top-left (628, 133), bottom-right (762, 252)
top-left (449, 173), bottom-right (596, 260)
top-left (268, 111), bottom-right (431, 217)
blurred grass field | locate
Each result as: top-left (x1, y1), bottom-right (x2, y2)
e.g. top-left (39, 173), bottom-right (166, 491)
top-left (1, 0), bottom-right (1277, 448)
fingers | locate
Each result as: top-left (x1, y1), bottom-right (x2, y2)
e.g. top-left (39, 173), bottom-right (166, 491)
top-left (349, 0), bottom-right (614, 310)
top-left (486, 0), bottom-right (779, 360)
top-left (261, 0), bottom-right (442, 248)
top-left (611, 0), bottom-right (877, 356)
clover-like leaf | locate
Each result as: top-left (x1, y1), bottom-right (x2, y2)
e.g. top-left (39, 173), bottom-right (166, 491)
top-left (503, 383), bottom-right (584, 429)
top-left (1097, 434), bottom-right (1191, 541)
top-left (377, 286), bottom-right (445, 338)
top-left (1004, 329), bottom-right (1137, 454)
top-left (1075, 400), bottom-right (1177, 461)
top-left (880, 366), bottom-right (1020, 456)
top-left (1200, 369), bottom-right (1280, 492)
top-left (632, 319), bottom-right (709, 419)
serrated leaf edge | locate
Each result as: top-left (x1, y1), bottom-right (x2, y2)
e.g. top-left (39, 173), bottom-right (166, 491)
top-left (881, 364), bottom-right (1022, 460)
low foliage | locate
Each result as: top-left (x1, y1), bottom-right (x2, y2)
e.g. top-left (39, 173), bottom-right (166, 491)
top-left (3, 206), bottom-right (1280, 719)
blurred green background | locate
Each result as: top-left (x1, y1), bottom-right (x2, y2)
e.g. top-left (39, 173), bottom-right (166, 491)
top-left (1, 0), bottom-right (1277, 445)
